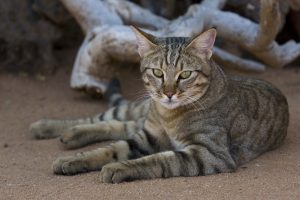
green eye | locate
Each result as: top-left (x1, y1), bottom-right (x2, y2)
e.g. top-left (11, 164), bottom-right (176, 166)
top-left (153, 69), bottom-right (163, 77)
top-left (179, 71), bottom-right (192, 79)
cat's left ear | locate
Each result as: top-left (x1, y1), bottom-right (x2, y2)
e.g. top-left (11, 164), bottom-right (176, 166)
top-left (186, 28), bottom-right (217, 59)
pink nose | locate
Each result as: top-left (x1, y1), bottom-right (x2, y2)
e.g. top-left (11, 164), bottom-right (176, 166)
top-left (165, 92), bottom-right (174, 99)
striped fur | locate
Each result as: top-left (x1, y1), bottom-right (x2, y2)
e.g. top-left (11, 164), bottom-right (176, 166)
top-left (30, 28), bottom-right (289, 183)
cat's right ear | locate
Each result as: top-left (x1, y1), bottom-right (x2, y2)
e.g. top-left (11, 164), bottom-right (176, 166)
top-left (131, 26), bottom-right (157, 57)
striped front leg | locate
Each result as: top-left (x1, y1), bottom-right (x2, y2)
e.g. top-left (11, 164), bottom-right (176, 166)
top-left (30, 99), bottom-right (149, 140)
top-left (99, 145), bottom-right (237, 183)
top-left (30, 118), bottom-right (95, 139)
top-left (59, 120), bottom-right (144, 149)
top-left (53, 128), bottom-right (159, 175)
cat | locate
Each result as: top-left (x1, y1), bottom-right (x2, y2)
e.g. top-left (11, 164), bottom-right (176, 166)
top-left (30, 27), bottom-right (289, 183)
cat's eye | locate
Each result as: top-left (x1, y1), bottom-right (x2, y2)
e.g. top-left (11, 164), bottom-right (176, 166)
top-left (153, 69), bottom-right (163, 77)
top-left (179, 71), bottom-right (192, 79)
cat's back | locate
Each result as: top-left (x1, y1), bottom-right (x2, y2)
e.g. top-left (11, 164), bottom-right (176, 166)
top-left (228, 75), bottom-right (288, 108)
top-left (225, 75), bottom-right (289, 165)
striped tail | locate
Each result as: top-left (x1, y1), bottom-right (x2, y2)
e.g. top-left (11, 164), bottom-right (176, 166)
top-left (104, 78), bottom-right (128, 108)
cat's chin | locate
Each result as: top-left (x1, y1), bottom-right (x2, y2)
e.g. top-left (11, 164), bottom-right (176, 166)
top-left (160, 101), bottom-right (181, 110)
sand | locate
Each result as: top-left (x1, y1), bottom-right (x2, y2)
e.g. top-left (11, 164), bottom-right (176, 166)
top-left (0, 66), bottom-right (299, 200)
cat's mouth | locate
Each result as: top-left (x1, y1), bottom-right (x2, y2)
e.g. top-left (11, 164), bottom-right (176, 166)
top-left (150, 93), bottom-right (181, 109)
top-left (160, 99), bottom-right (181, 109)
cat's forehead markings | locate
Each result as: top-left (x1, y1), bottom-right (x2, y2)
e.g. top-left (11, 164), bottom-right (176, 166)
top-left (163, 38), bottom-right (185, 67)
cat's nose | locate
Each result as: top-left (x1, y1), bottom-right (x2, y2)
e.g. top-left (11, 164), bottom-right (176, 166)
top-left (165, 92), bottom-right (174, 99)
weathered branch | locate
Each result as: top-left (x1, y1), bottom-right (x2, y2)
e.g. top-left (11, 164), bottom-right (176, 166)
top-left (201, 0), bottom-right (227, 10)
top-left (70, 26), bottom-right (139, 92)
top-left (254, 0), bottom-right (281, 49)
top-left (213, 48), bottom-right (266, 72)
top-left (107, 0), bottom-right (169, 30)
top-left (200, 0), bottom-right (300, 67)
top-left (60, 0), bottom-right (122, 33)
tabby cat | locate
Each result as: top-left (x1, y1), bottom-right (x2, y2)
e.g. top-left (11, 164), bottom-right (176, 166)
top-left (30, 27), bottom-right (289, 183)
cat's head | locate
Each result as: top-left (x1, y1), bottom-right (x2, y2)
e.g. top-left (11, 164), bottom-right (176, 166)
top-left (132, 27), bottom-right (216, 109)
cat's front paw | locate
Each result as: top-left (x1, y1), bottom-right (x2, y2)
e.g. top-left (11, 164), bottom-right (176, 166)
top-left (52, 155), bottom-right (89, 175)
top-left (59, 126), bottom-right (91, 149)
top-left (30, 119), bottom-right (60, 139)
top-left (99, 162), bottom-right (131, 184)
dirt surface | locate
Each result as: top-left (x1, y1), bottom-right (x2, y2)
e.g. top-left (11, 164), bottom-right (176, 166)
top-left (0, 67), bottom-right (300, 200)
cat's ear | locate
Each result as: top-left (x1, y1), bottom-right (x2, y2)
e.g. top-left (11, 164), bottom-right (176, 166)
top-left (131, 26), bottom-right (157, 57)
top-left (186, 28), bottom-right (217, 59)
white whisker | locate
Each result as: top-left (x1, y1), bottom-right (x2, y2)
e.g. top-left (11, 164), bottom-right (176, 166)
top-left (183, 95), bottom-right (205, 112)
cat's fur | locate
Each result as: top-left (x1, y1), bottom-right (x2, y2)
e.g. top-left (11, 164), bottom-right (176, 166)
top-left (30, 28), bottom-right (289, 183)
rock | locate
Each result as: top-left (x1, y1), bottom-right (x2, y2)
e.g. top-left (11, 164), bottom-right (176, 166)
top-left (0, 0), bottom-right (82, 74)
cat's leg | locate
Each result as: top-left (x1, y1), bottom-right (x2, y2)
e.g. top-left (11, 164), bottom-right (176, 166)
top-left (59, 120), bottom-right (143, 149)
top-left (30, 99), bottom-right (149, 139)
top-left (30, 118), bottom-right (94, 139)
top-left (53, 141), bottom-right (129, 175)
top-left (53, 129), bottom-right (156, 175)
top-left (99, 145), bottom-right (237, 183)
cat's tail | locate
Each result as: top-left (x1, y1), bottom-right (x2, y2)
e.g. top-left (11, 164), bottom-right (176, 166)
top-left (104, 78), bottom-right (128, 108)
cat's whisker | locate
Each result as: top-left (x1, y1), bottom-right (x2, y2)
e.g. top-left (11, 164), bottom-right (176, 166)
top-left (134, 95), bottom-right (150, 103)
top-left (188, 96), bottom-right (206, 111)
top-left (185, 99), bottom-right (199, 113)
top-left (131, 89), bottom-right (151, 103)
top-left (184, 96), bottom-right (202, 112)
top-left (128, 88), bottom-right (149, 96)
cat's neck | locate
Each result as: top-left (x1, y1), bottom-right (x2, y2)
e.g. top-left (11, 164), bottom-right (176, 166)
top-left (198, 60), bottom-right (228, 109)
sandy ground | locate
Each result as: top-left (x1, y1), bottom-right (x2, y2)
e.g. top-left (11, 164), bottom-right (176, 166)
top-left (0, 66), bottom-right (300, 200)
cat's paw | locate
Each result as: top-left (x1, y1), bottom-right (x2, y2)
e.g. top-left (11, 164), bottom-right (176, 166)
top-left (52, 155), bottom-right (89, 175)
top-left (99, 162), bottom-right (131, 184)
top-left (30, 119), bottom-right (61, 139)
top-left (59, 126), bottom-right (88, 149)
